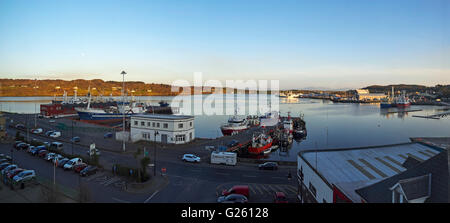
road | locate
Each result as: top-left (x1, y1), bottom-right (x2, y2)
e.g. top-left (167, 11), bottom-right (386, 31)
top-left (2, 113), bottom-right (298, 203)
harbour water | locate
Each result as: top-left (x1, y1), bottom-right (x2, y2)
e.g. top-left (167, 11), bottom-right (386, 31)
top-left (1, 95), bottom-right (449, 162)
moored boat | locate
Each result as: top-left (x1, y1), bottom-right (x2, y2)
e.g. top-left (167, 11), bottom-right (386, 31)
top-left (248, 133), bottom-right (273, 155)
top-left (220, 115), bottom-right (249, 136)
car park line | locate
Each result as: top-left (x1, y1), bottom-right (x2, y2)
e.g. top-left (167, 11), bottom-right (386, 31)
top-left (144, 190), bottom-right (159, 203)
top-left (112, 197), bottom-right (131, 203)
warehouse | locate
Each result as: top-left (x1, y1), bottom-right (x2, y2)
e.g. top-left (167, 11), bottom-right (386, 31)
top-left (296, 142), bottom-right (446, 203)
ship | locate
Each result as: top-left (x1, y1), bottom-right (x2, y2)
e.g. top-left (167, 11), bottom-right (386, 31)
top-left (220, 114), bottom-right (249, 136)
top-left (380, 86), bottom-right (395, 108)
top-left (259, 111), bottom-right (280, 127)
top-left (76, 92), bottom-right (146, 122)
top-left (282, 113), bottom-right (294, 134)
top-left (247, 133), bottom-right (273, 155)
top-left (395, 91), bottom-right (411, 108)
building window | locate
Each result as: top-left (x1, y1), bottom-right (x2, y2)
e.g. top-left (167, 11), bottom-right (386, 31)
top-left (190, 122), bottom-right (192, 127)
top-left (152, 122), bottom-right (155, 127)
top-left (309, 182), bottom-right (317, 198)
top-left (134, 121), bottom-right (138, 126)
top-left (163, 123), bottom-right (168, 128)
top-left (157, 123), bottom-right (160, 128)
top-left (176, 135), bottom-right (185, 142)
top-left (189, 132), bottom-right (192, 141)
top-left (147, 122), bottom-right (151, 127)
top-left (141, 121), bottom-right (145, 126)
top-left (178, 123), bottom-right (183, 129)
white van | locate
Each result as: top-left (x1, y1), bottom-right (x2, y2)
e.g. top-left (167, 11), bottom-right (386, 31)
top-left (50, 142), bottom-right (63, 151)
top-left (210, 151), bottom-right (237, 166)
top-left (63, 158), bottom-right (83, 170)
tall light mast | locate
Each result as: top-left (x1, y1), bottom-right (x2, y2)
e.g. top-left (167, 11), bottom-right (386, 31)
top-left (121, 71), bottom-right (127, 152)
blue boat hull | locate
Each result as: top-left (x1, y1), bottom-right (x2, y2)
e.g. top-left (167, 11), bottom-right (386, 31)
top-left (77, 111), bottom-right (132, 121)
top-left (380, 103), bottom-right (393, 108)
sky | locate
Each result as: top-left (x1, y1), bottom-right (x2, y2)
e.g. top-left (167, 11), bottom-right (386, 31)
top-left (0, 0), bottom-right (449, 90)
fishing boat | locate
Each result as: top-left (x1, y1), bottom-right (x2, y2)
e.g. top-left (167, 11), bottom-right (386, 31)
top-left (395, 93), bottom-right (411, 108)
top-left (263, 148), bottom-right (272, 155)
top-left (259, 111), bottom-right (280, 127)
top-left (220, 115), bottom-right (249, 136)
top-left (248, 133), bottom-right (273, 155)
top-left (282, 113), bottom-right (294, 134)
top-left (76, 93), bottom-right (146, 122)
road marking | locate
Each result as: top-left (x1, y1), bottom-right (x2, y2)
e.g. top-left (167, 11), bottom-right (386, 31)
top-left (215, 172), bottom-right (229, 176)
top-left (260, 184), bottom-right (272, 194)
top-left (251, 184), bottom-right (264, 195)
top-left (285, 185), bottom-right (298, 194)
top-left (271, 177), bottom-right (285, 180)
top-left (144, 190), bottom-right (159, 203)
top-left (273, 185), bottom-right (288, 194)
top-left (248, 185), bottom-right (256, 195)
top-left (243, 175), bottom-right (257, 178)
top-left (267, 184), bottom-right (277, 193)
top-left (112, 197), bottom-right (131, 203)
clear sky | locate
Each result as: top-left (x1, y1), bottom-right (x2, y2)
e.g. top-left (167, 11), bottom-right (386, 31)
top-left (0, 0), bottom-right (449, 90)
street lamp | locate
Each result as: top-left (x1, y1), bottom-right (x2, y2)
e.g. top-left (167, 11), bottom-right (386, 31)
top-left (154, 130), bottom-right (159, 176)
top-left (121, 71), bottom-right (126, 152)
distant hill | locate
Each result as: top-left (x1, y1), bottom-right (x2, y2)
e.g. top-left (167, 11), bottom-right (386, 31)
top-left (0, 78), bottom-right (271, 97)
top-left (0, 79), bottom-right (189, 97)
top-left (364, 84), bottom-right (450, 97)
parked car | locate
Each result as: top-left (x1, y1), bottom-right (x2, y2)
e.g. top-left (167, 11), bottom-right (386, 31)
top-left (227, 140), bottom-right (240, 148)
top-left (87, 148), bottom-right (101, 156)
top-left (31, 146), bottom-right (46, 156)
top-left (57, 158), bottom-right (70, 168)
top-left (52, 155), bottom-right (64, 164)
top-left (45, 153), bottom-right (56, 161)
top-left (273, 192), bottom-right (288, 203)
top-left (27, 146), bottom-right (36, 153)
top-left (1, 164), bottom-right (18, 175)
top-left (49, 132), bottom-right (61, 138)
top-left (0, 163), bottom-right (11, 171)
top-left (64, 158), bottom-right (83, 170)
top-left (50, 142), bottom-right (63, 151)
top-left (31, 128), bottom-right (43, 134)
top-left (73, 163), bottom-right (88, 173)
top-left (15, 124), bottom-right (25, 129)
top-left (182, 154), bottom-right (201, 163)
top-left (13, 170), bottom-right (36, 186)
top-left (0, 159), bottom-right (9, 164)
top-left (16, 142), bottom-right (29, 150)
top-left (104, 132), bottom-right (113, 138)
top-left (38, 150), bottom-right (48, 158)
top-left (80, 165), bottom-right (98, 177)
top-left (71, 136), bottom-right (81, 143)
top-left (13, 141), bottom-right (23, 148)
top-left (45, 130), bottom-right (55, 136)
top-left (49, 119), bottom-right (56, 123)
top-left (43, 142), bottom-right (50, 148)
top-left (7, 168), bottom-right (25, 179)
top-left (4, 155), bottom-right (12, 161)
top-left (221, 185), bottom-right (250, 198)
top-left (258, 162), bottom-right (278, 170)
top-left (217, 194), bottom-right (248, 203)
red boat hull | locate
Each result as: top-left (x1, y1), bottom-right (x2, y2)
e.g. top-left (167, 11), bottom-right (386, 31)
top-left (248, 141), bottom-right (273, 155)
top-left (396, 103), bottom-right (411, 108)
top-left (221, 127), bottom-right (249, 136)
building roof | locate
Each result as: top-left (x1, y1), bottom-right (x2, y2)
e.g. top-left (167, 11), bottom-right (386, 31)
top-left (356, 149), bottom-right (448, 203)
top-left (391, 174), bottom-right (431, 202)
top-left (132, 114), bottom-right (194, 120)
top-left (299, 142), bottom-right (443, 202)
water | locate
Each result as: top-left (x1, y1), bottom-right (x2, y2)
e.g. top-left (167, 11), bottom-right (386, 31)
top-left (1, 95), bottom-right (449, 162)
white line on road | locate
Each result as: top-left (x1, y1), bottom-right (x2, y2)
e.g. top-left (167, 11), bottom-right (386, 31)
top-left (144, 190), bottom-right (159, 203)
top-left (243, 175), bottom-right (257, 178)
top-left (215, 172), bottom-right (230, 175)
top-left (112, 197), bottom-right (131, 203)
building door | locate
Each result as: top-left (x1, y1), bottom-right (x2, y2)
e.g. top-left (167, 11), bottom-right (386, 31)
top-left (161, 134), bottom-right (168, 144)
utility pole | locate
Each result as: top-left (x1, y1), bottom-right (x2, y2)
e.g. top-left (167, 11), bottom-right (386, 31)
top-left (154, 131), bottom-right (159, 176)
top-left (71, 120), bottom-right (74, 155)
top-left (26, 115), bottom-right (29, 142)
top-left (121, 71), bottom-right (126, 152)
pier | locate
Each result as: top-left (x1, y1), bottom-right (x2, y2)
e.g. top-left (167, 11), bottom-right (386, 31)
top-left (412, 111), bottom-right (450, 120)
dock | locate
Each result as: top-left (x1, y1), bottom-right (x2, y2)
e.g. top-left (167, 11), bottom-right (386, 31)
top-left (412, 111), bottom-right (450, 120)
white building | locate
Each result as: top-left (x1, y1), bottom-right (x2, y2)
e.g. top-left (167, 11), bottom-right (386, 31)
top-left (130, 114), bottom-right (195, 144)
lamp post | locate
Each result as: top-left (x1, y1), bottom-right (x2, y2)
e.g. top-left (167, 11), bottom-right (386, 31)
top-left (154, 130), bottom-right (159, 176)
top-left (71, 120), bottom-right (74, 155)
top-left (121, 71), bottom-right (126, 152)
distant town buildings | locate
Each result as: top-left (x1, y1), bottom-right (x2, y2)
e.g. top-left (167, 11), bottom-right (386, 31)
top-left (355, 89), bottom-right (387, 101)
top-left (296, 142), bottom-right (449, 203)
top-left (130, 114), bottom-right (195, 144)
top-left (0, 113), bottom-right (6, 139)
